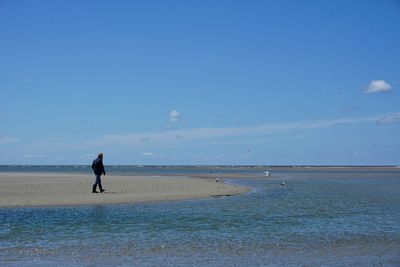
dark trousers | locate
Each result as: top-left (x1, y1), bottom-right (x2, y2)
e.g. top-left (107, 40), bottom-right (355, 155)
top-left (93, 174), bottom-right (103, 192)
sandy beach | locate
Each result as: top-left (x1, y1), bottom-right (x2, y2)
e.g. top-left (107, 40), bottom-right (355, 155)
top-left (0, 172), bottom-right (250, 208)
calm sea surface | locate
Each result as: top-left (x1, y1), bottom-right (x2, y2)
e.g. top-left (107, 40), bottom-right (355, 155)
top-left (0, 166), bottom-right (399, 266)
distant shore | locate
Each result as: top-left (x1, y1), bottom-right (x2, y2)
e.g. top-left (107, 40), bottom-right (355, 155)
top-left (0, 172), bottom-right (250, 208)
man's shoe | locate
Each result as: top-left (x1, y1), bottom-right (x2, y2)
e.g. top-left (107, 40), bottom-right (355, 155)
top-left (100, 189), bottom-right (105, 193)
top-left (92, 191), bottom-right (99, 193)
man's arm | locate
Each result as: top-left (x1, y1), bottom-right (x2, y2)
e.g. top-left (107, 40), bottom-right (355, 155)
top-left (101, 161), bottom-right (106, 175)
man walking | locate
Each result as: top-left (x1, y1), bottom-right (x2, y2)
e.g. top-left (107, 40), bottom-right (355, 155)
top-left (91, 153), bottom-right (106, 193)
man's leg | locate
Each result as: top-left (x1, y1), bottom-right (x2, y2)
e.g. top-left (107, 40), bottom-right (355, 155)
top-left (99, 183), bottom-right (105, 193)
top-left (96, 174), bottom-right (105, 193)
top-left (92, 174), bottom-right (101, 193)
top-left (98, 175), bottom-right (105, 193)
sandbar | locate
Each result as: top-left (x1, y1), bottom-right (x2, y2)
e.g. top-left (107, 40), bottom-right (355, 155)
top-left (0, 172), bottom-right (250, 208)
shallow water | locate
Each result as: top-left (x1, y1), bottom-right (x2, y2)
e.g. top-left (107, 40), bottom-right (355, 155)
top-left (1, 167), bottom-right (399, 266)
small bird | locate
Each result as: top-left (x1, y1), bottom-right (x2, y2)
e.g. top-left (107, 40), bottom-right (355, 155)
top-left (280, 182), bottom-right (286, 186)
top-left (216, 177), bottom-right (219, 183)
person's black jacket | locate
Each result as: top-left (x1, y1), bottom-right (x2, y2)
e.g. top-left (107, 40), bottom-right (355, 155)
top-left (92, 158), bottom-right (106, 175)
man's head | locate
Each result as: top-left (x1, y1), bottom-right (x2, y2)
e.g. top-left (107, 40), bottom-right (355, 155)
top-left (98, 152), bottom-right (103, 159)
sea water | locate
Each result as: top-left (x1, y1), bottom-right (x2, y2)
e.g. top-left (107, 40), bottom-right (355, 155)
top-left (0, 166), bottom-right (399, 266)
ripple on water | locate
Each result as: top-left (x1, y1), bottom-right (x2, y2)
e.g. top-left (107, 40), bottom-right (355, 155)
top-left (1, 170), bottom-right (400, 266)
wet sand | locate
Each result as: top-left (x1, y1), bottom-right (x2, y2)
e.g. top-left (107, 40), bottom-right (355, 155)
top-left (0, 172), bottom-right (250, 208)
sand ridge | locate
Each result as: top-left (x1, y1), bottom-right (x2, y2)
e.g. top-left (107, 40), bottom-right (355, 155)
top-left (0, 172), bottom-right (250, 208)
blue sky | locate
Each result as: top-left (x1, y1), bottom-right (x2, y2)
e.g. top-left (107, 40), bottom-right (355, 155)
top-left (1, 0), bottom-right (399, 165)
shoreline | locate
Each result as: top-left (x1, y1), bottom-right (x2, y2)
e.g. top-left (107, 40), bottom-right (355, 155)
top-left (0, 172), bottom-right (250, 208)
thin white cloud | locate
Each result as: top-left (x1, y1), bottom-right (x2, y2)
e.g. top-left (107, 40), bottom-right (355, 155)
top-left (0, 136), bottom-right (20, 145)
top-left (97, 115), bottom-right (381, 146)
top-left (364, 80), bottom-right (392, 94)
top-left (376, 112), bottom-right (400, 125)
top-left (169, 110), bottom-right (180, 122)
top-left (11, 113), bottom-right (393, 155)
top-left (142, 152), bottom-right (155, 156)
top-left (79, 153), bottom-right (96, 159)
top-left (22, 154), bottom-right (45, 158)
top-left (175, 134), bottom-right (184, 140)
top-left (341, 106), bottom-right (359, 113)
